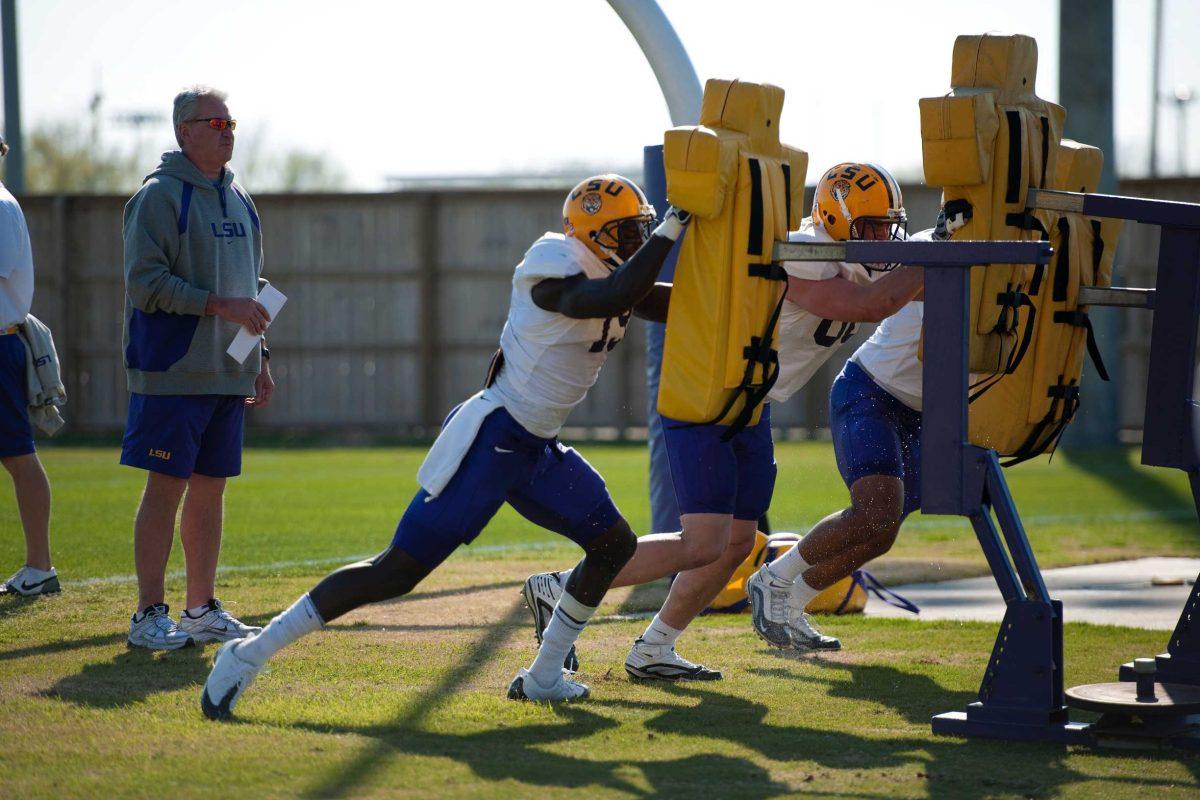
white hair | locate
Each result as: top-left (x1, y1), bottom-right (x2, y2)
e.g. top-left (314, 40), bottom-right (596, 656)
top-left (172, 85), bottom-right (228, 146)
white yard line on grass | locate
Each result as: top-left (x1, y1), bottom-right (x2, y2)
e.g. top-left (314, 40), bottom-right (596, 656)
top-left (69, 507), bottom-right (1195, 587)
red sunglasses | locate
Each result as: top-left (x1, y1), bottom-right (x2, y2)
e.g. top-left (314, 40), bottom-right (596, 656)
top-left (190, 117), bottom-right (237, 131)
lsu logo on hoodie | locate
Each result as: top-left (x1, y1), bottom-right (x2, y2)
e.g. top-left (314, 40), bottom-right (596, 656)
top-left (211, 221), bottom-right (247, 239)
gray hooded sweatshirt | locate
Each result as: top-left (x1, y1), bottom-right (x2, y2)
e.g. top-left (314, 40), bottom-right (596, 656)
top-left (122, 151), bottom-right (265, 395)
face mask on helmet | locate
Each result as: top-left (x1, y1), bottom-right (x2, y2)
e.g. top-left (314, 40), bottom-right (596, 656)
top-left (596, 217), bottom-right (654, 262)
top-left (851, 213), bottom-right (908, 273)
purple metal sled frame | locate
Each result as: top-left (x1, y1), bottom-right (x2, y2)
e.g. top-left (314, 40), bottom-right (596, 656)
top-left (921, 189), bottom-right (1200, 744)
top-left (777, 190), bottom-right (1200, 745)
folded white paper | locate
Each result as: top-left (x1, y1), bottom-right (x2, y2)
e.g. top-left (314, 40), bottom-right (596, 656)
top-left (227, 284), bottom-right (287, 364)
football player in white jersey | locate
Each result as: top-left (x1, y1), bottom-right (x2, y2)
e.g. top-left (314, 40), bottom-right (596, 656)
top-left (525, 163), bottom-right (922, 678)
top-left (200, 175), bottom-right (689, 717)
top-left (747, 202), bottom-right (961, 652)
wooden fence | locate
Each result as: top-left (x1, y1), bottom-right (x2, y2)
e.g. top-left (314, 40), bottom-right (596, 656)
top-left (19, 179), bottom-right (1198, 437)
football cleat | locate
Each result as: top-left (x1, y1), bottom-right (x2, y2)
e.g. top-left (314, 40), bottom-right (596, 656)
top-left (507, 667), bottom-right (590, 702)
top-left (746, 564), bottom-right (793, 649)
top-left (0, 565), bottom-right (61, 597)
top-left (127, 603), bottom-right (194, 650)
top-left (521, 572), bottom-right (579, 672)
top-left (786, 608), bottom-right (842, 652)
top-left (624, 638), bottom-right (722, 682)
top-left (201, 639), bottom-right (263, 720)
top-left (563, 174), bottom-right (656, 265)
top-left (179, 598), bottom-right (262, 643)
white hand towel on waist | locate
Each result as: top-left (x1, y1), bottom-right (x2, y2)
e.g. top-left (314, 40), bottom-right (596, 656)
top-left (417, 390), bottom-right (503, 499)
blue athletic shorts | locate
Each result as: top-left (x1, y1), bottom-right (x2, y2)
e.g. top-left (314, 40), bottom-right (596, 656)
top-left (660, 404), bottom-right (776, 521)
top-left (0, 334), bottom-right (34, 458)
top-left (392, 405), bottom-right (622, 569)
top-left (120, 393), bottom-right (246, 479)
top-left (830, 360), bottom-right (922, 516)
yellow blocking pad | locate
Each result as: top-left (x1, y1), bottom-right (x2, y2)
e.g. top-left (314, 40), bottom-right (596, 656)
top-left (658, 78), bottom-right (807, 427)
top-left (968, 140), bottom-right (1122, 458)
top-left (919, 33), bottom-right (1065, 376)
top-left (708, 532), bottom-right (867, 615)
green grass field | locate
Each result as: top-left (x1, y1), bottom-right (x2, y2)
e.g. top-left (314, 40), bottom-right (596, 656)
top-left (1, 444), bottom-right (1198, 798)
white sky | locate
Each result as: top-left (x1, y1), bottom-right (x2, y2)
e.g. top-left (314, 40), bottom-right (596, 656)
top-left (11, 0), bottom-right (1199, 188)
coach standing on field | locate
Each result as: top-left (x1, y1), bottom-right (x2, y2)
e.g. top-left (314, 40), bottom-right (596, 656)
top-left (121, 86), bottom-right (273, 649)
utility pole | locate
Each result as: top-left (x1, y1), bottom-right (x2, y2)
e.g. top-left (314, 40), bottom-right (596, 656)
top-left (1, 0), bottom-right (23, 194)
top-left (1171, 85), bottom-right (1194, 174)
top-left (1059, 0), bottom-right (1120, 449)
top-left (1149, 0), bottom-right (1163, 177)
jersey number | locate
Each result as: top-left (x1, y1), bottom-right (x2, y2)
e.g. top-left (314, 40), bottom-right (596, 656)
top-left (589, 312), bottom-right (631, 353)
top-left (814, 319), bottom-right (857, 348)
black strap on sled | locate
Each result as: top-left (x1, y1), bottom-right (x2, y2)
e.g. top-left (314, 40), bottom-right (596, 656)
top-left (1002, 379), bottom-right (1081, 467)
top-left (1053, 310), bottom-right (1111, 381)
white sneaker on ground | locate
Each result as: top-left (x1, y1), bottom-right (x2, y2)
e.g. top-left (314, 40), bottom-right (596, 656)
top-left (128, 603), bottom-right (194, 650)
top-left (0, 565), bottom-right (61, 597)
top-left (201, 639), bottom-right (263, 720)
top-left (521, 572), bottom-right (579, 672)
top-left (179, 598), bottom-right (262, 643)
top-left (746, 564), bottom-right (793, 648)
top-left (624, 638), bottom-right (722, 681)
top-left (785, 606), bottom-right (842, 651)
top-left (507, 667), bottom-right (590, 702)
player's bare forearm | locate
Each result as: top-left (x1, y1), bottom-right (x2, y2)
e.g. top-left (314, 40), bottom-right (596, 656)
top-left (632, 283), bottom-right (672, 323)
top-left (786, 267), bottom-right (923, 323)
top-left (531, 234), bottom-right (676, 319)
top-left (863, 266), bottom-right (923, 319)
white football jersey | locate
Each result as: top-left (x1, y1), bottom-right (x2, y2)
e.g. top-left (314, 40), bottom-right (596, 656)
top-left (767, 219), bottom-right (878, 403)
top-left (489, 232), bottom-right (628, 438)
top-left (850, 228), bottom-right (933, 411)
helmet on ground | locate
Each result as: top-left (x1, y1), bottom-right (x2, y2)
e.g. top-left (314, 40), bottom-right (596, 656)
top-left (812, 162), bottom-right (906, 243)
top-left (563, 174), bottom-right (656, 265)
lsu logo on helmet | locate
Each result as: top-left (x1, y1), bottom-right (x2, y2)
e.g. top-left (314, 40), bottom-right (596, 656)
top-left (564, 174), bottom-right (656, 265)
top-left (812, 162), bottom-right (907, 243)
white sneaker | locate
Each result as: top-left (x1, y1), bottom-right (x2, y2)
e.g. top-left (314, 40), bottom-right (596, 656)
top-left (128, 603), bottom-right (194, 650)
top-left (521, 572), bottom-right (578, 672)
top-left (507, 667), bottom-right (590, 702)
top-left (201, 639), bottom-right (263, 720)
top-left (624, 638), bottom-right (722, 681)
top-left (179, 598), bottom-right (262, 643)
top-left (785, 605), bottom-right (842, 652)
top-left (746, 564), bottom-right (793, 648)
top-left (0, 565), bottom-right (61, 597)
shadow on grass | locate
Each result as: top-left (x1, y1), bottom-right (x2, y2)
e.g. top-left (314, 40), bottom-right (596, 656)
top-left (41, 644), bottom-right (211, 708)
top-left (732, 662), bottom-right (1200, 797)
top-left (285, 597), bottom-right (790, 799)
top-left (1059, 448), bottom-right (1197, 524)
top-left (0, 631), bottom-right (129, 662)
top-left (0, 592), bottom-right (54, 622)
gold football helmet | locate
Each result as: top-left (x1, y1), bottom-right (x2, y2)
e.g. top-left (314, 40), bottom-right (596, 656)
top-left (812, 162), bottom-right (906, 243)
top-left (563, 174), bottom-right (656, 264)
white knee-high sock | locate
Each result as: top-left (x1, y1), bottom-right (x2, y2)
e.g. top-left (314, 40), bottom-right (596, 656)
top-left (528, 592), bottom-right (595, 684)
top-left (236, 594), bottom-right (324, 666)
top-left (769, 543), bottom-right (813, 584)
top-left (790, 577), bottom-right (823, 611)
top-left (640, 613), bottom-right (683, 647)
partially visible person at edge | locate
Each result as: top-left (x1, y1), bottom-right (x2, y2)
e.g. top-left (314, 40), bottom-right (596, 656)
top-left (0, 134), bottom-right (58, 598)
top-left (121, 85), bottom-right (274, 649)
